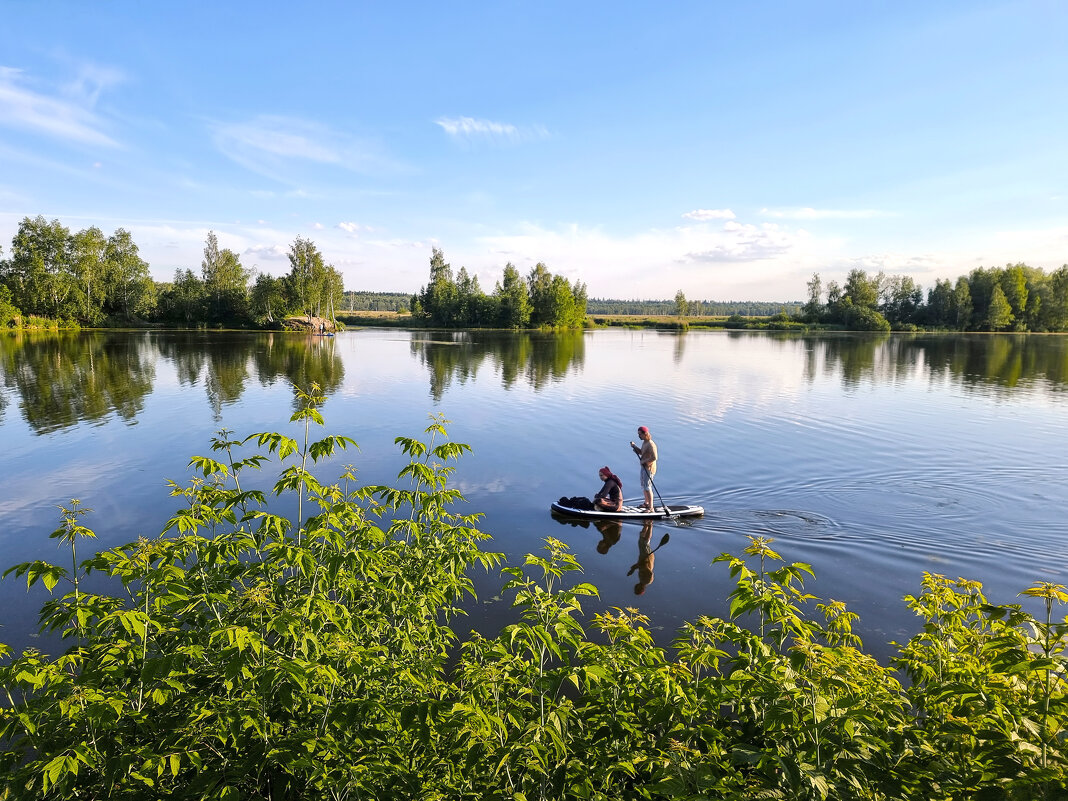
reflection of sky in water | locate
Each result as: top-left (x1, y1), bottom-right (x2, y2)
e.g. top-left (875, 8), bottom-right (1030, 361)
top-left (1, 329), bottom-right (1067, 663)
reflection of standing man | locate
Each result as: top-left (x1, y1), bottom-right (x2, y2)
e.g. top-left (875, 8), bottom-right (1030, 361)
top-left (630, 426), bottom-right (658, 512)
top-left (628, 519), bottom-right (655, 595)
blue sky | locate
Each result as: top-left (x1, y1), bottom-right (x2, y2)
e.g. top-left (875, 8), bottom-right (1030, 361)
top-left (1, 1), bottom-right (1065, 302)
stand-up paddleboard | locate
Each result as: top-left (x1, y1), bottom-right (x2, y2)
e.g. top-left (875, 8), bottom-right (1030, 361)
top-left (551, 501), bottom-right (703, 520)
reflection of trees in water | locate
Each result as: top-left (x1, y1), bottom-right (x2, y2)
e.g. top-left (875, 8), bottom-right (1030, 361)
top-left (0, 331), bottom-right (155, 434)
top-left (813, 333), bottom-right (890, 388)
top-left (671, 331), bottom-right (686, 365)
top-left (801, 333), bottom-right (1068, 393)
top-left (250, 333), bottom-right (345, 412)
top-left (154, 332), bottom-right (344, 416)
top-left (906, 334), bottom-right (1068, 393)
top-left (410, 330), bottom-right (586, 401)
top-left (153, 333), bottom-right (252, 421)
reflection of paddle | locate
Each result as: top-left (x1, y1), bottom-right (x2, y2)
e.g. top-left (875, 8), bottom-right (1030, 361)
top-left (627, 533), bottom-right (670, 575)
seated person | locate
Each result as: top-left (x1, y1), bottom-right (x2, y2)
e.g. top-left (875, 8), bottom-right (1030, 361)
top-left (593, 466), bottom-right (623, 511)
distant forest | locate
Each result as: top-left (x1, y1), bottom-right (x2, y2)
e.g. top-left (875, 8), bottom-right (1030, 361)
top-left (586, 298), bottom-right (801, 317)
top-left (343, 291), bottom-right (412, 312)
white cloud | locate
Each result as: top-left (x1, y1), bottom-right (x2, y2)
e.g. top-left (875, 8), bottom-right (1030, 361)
top-left (435, 116), bottom-right (548, 143)
top-left (338, 221), bottom-right (373, 234)
top-left (683, 208), bottom-right (736, 221)
top-left (470, 217), bottom-right (827, 300)
top-left (760, 207), bottom-right (887, 220)
top-left (0, 66), bottom-right (118, 147)
top-left (243, 243), bottom-right (290, 263)
top-left (682, 221), bottom-right (798, 263)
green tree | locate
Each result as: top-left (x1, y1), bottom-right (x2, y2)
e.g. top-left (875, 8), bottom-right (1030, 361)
top-left (843, 268), bottom-right (881, 309)
top-left (674, 289), bottom-right (689, 317)
top-left (1000, 263), bottom-right (1029, 329)
top-left (925, 279), bottom-right (954, 328)
top-left (104, 228), bottom-right (154, 321)
top-left (954, 277), bottom-right (973, 330)
top-left (3, 216), bottom-right (73, 319)
top-left (0, 284), bottom-right (20, 326)
top-left (493, 262), bottom-right (531, 328)
top-left (69, 226), bottom-right (109, 325)
top-left (966, 267), bottom-right (1001, 329)
top-left (158, 267), bottom-right (206, 322)
top-left (200, 231), bottom-right (251, 324)
top-left (455, 266), bottom-right (483, 326)
top-left (286, 236), bottom-right (328, 319)
top-left (880, 275), bottom-right (923, 327)
top-left (527, 263), bottom-right (555, 326)
top-left (249, 273), bottom-right (289, 324)
top-left (802, 272), bottom-right (823, 321)
top-left (1035, 265), bottom-right (1068, 331)
top-left (416, 247), bottom-right (459, 326)
top-left (986, 283), bottom-right (1014, 331)
top-left (322, 265), bottom-right (344, 323)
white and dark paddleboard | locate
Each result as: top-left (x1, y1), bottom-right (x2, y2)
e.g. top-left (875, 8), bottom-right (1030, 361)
top-left (550, 501), bottom-right (704, 520)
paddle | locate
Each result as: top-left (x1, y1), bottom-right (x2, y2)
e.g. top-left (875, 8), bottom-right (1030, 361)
top-left (648, 474), bottom-right (673, 518)
top-left (627, 532), bottom-right (670, 575)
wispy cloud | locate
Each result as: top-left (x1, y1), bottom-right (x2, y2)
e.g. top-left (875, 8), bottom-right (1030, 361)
top-left (212, 115), bottom-right (392, 182)
top-left (0, 66), bottom-right (119, 147)
top-left (435, 116), bottom-right (548, 144)
top-left (759, 207), bottom-right (887, 220)
top-left (683, 208), bottom-right (736, 221)
top-left (63, 62), bottom-right (125, 107)
top-left (215, 116), bottom-right (342, 166)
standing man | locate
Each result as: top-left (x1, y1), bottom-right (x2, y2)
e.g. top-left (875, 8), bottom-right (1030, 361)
top-left (630, 425), bottom-right (658, 511)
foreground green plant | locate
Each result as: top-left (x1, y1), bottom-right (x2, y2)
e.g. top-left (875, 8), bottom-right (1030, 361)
top-left (1, 394), bottom-right (1065, 800)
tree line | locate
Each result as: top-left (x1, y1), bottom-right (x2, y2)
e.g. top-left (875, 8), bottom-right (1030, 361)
top-left (801, 264), bottom-right (1068, 332)
top-left (342, 291), bottom-right (412, 312)
top-left (590, 297), bottom-right (801, 317)
top-left (412, 248), bottom-right (588, 328)
top-left (0, 216), bottom-right (344, 328)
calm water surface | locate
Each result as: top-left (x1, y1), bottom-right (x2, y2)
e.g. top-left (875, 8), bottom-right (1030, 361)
top-left (2, 328), bottom-right (1067, 662)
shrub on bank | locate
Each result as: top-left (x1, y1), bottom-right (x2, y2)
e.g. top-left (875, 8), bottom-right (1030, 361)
top-left (1, 391), bottom-right (1065, 799)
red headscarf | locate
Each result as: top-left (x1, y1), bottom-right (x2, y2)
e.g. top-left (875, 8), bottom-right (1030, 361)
top-left (599, 466), bottom-right (622, 489)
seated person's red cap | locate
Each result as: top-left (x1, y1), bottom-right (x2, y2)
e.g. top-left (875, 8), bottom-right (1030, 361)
top-left (638, 426), bottom-right (649, 434)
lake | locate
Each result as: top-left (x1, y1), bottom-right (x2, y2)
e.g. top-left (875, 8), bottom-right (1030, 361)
top-left (1, 328), bottom-right (1067, 662)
